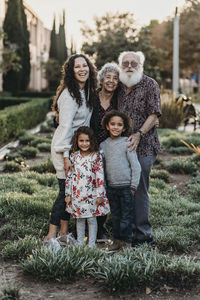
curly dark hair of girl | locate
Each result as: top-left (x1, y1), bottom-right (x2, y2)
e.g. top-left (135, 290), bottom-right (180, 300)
top-left (70, 126), bottom-right (99, 154)
top-left (52, 54), bottom-right (97, 113)
top-left (101, 110), bottom-right (132, 137)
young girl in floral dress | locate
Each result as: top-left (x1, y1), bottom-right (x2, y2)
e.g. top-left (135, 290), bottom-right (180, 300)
top-left (65, 126), bottom-right (110, 247)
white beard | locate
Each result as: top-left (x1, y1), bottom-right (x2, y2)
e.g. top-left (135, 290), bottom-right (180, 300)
top-left (119, 66), bottom-right (143, 87)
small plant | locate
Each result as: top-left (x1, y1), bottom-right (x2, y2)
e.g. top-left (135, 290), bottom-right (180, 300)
top-left (40, 124), bottom-right (53, 133)
top-left (168, 146), bottom-right (192, 155)
top-left (18, 132), bottom-right (36, 145)
top-left (1, 236), bottom-right (41, 260)
top-left (159, 100), bottom-right (186, 129)
top-left (21, 245), bottom-right (105, 281)
top-left (15, 178), bottom-right (39, 194)
top-left (150, 169), bottom-right (171, 183)
top-left (1, 283), bottom-right (20, 300)
top-left (4, 152), bottom-right (24, 162)
top-left (161, 132), bottom-right (200, 151)
top-left (29, 158), bottom-right (55, 173)
top-left (164, 158), bottom-right (197, 174)
top-left (30, 137), bottom-right (51, 147)
top-left (19, 146), bottom-right (39, 159)
top-left (3, 161), bottom-right (22, 172)
top-left (37, 142), bottom-right (51, 152)
top-left (181, 139), bottom-right (200, 156)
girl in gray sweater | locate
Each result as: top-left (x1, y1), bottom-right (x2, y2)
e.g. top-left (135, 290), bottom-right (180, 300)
top-left (100, 110), bottom-right (141, 250)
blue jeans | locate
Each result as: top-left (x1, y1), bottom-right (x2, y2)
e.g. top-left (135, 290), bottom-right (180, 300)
top-left (133, 154), bottom-right (156, 240)
top-left (107, 186), bottom-right (134, 243)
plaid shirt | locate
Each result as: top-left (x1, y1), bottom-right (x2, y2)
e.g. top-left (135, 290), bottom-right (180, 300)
top-left (118, 75), bottom-right (162, 157)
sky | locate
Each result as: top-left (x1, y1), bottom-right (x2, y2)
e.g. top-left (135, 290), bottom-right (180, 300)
top-left (24, 0), bottom-right (186, 49)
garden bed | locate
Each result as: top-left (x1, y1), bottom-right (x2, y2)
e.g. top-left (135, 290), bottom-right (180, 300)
top-left (0, 121), bottom-right (200, 299)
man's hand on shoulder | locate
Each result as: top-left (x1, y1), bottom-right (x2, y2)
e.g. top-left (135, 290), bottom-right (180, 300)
top-left (127, 132), bottom-right (141, 151)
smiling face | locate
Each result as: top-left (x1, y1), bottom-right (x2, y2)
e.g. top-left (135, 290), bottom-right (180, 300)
top-left (73, 57), bottom-right (90, 89)
top-left (77, 133), bottom-right (91, 155)
top-left (101, 71), bottom-right (119, 93)
top-left (106, 116), bottom-right (125, 139)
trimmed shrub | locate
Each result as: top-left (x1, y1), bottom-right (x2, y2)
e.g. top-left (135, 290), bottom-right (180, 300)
top-left (164, 158), bottom-right (197, 174)
top-left (4, 152), bottom-right (24, 163)
top-left (2, 236), bottom-right (41, 260)
top-left (37, 142), bottom-right (51, 152)
top-left (30, 137), bottom-right (51, 147)
top-left (3, 161), bottom-right (22, 172)
top-left (13, 91), bottom-right (54, 97)
top-left (161, 133), bottom-right (200, 151)
top-left (0, 97), bottom-right (30, 109)
top-left (168, 146), bottom-right (193, 155)
top-left (18, 132), bottom-right (36, 145)
top-left (20, 146), bottom-right (39, 159)
top-left (159, 100), bottom-right (186, 129)
top-left (39, 124), bottom-right (53, 133)
top-left (150, 169), bottom-right (171, 183)
top-left (29, 158), bottom-right (55, 173)
top-left (0, 97), bottom-right (52, 144)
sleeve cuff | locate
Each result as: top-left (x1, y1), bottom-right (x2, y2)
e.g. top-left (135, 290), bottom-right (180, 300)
top-left (63, 150), bottom-right (69, 158)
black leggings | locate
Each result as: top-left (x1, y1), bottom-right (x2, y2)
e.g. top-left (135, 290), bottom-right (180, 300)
top-left (50, 179), bottom-right (70, 226)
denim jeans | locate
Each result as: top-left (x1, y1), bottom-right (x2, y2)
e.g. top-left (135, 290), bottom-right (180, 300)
top-left (133, 154), bottom-right (156, 240)
top-left (76, 217), bottom-right (97, 246)
top-left (50, 179), bottom-right (70, 226)
top-left (107, 186), bottom-right (134, 243)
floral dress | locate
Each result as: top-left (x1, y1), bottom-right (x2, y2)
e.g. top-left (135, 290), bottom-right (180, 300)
top-left (65, 151), bottom-right (110, 218)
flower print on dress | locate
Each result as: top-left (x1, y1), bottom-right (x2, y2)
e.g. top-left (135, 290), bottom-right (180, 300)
top-left (65, 151), bottom-right (110, 218)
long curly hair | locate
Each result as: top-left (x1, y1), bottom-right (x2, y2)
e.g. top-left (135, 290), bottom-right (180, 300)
top-left (52, 54), bottom-right (97, 112)
top-left (70, 126), bottom-right (98, 154)
top-left (101, 110), bottom-right (132, 137)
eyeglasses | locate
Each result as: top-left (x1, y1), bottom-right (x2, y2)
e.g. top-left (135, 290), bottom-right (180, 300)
top-left (122, 61), bottom-right (138, 68)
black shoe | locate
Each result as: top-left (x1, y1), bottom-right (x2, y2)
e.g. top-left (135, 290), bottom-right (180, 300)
top-left (132, 237), bottom-right (156, 247)
top-left (96, 234), bottom-right (109, 243)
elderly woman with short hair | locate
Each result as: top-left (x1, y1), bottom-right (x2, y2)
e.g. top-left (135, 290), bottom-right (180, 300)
top-left (90, 62), bottom-right (120, 145)
top-left (90, 62), bottom-right (120, 240)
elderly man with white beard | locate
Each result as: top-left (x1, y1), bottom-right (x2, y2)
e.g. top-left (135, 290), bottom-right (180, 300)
top-left (117, 51), bottom-right (161, 246)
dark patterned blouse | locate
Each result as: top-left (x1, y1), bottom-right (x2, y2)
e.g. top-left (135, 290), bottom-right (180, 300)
top-left (90, 90), bottom-right (118, 145)
top-left (95, 97), bottom-right (114, 145)
top-left (118, 75), bottom-right (162, 157)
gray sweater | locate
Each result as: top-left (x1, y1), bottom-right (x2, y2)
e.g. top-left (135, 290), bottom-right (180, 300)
top-left (100, 137), bottom-right (141, 190)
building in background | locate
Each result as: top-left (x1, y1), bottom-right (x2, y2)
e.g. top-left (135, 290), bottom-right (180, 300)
top-left (0, 0), bottom-right (6, 91)
top-left (0, 0), bottom-right (51, 92)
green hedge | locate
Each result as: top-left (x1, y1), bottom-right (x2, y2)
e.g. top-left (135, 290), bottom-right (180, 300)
top-left (0, 97), bottom-right (30, 109)
top-left (0, 98), bottom-right (52, 144)
top-left (13, 91), bottom-right (54, 98)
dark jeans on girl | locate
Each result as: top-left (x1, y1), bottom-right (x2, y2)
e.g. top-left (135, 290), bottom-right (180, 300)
top-left (50, 178), bottom-right (70, 226)
top-left (106, 186), bottom-right (134, 244)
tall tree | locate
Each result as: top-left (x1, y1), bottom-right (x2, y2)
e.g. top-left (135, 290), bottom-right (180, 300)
top-left (0, 27), bottom-right (21, 75)
top-left (136, 21), bottom-right (163, 83)
top-left (19, 0), bottom-right (30, 91)
top-left (49, 16), bottom-right (57, 60)
top-left (57, 10), bottom-right (67, 64)
top-left (70, 36), bottom-right (77, 55)
top-left (3, 0), bottom-right (24, 92)
top-left (81, 12), bottom-right (137, 69)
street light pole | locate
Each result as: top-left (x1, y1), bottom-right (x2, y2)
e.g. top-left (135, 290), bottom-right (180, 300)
top-left (172, 6), bottom-right (179, 95)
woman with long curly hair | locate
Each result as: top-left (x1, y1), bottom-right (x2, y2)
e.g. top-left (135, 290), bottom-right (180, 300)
top-left (45, 54), bottom-right (97, 242)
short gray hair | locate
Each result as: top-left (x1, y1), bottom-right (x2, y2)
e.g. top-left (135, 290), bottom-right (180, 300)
top-left (118, 51), bottom-right (145, 66)
top-left (98, 62), bottom-right (120, 83)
